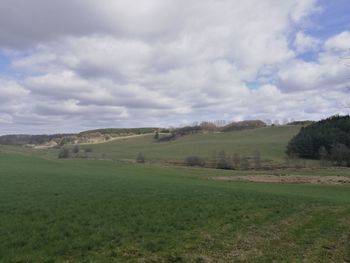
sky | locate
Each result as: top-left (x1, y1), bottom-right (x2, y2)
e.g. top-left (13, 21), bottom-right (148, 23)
top-left (0, 0), bottom-right (349, 134)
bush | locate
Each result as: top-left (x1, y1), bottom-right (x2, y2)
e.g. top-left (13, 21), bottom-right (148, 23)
top-left (84, 147), bottom-right (93, 153)
top-left (330, 143), bottom-right (350, 167)
top-left (185, 156), bottom-right (205, 167)
top-left (136, 152), bottom-right (145, 163)
top-left (73, 145), bottom-right (80, 154)
top-left (253, 149), bottom-right (261, 169)
top-left (216, 150), bottom-right (232, 169)
top-left (240, 156), bottom-right (250, 170)
top-left (154, 131), bottom-right (159, 140)
top-left (58, 148), bottom-right (70, 159)
top-left (232, 153), bottom-right (240, 169)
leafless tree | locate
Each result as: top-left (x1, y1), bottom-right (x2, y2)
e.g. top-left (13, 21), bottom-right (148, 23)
top-left (318, 146), bottom-right (328, 167)
top-left (253, 149), bottom-right (261, 169)
top-left (136, 152), bottom-right (145, 163)
top-left (232, 153), bottom-right (240, 169)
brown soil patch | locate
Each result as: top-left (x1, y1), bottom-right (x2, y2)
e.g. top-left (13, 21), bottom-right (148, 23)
top-left (214, 175), bottom-right (350, 185)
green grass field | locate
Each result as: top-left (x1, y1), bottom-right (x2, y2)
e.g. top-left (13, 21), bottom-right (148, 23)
top-left (64, 125), bottom-right (302, 164)
top-left (1, 153), bottom-right (350, 262)
top-left (1, 126), bottom-right (303, 167)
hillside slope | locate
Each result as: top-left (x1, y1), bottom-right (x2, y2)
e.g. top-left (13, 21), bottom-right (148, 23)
top-left (78, 125), bottom-right (302, 163)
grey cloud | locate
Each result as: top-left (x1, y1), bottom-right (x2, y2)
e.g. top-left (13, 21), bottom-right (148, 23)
top-left (0, 0), bottom-right (104, 48)
top-left (2, 0), bottom-right (349, 134)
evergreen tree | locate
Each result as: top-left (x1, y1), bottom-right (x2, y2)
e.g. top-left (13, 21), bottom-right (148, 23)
top-left (287, 115), bottom-right (350, 159)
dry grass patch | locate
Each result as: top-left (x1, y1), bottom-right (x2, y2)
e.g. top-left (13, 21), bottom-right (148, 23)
top-left (214, 175), bottom-right (350, 185)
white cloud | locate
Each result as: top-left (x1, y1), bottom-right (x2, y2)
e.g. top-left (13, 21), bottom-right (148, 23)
top-left (0, 78), bottom-right (29, 102)
top-left (294, 31), bottom-right (321, 53)
top-left (279, 31), bottom-right (350, 93)
top-left (324, 31), bottom-right (350, 51)
top-left (289, 0), bottom-right (319, 22)
top-left (0, 0), bottom-right (349, 133)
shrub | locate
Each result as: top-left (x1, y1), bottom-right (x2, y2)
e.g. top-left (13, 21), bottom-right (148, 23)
top-left (136, 152), bottom-right (145, 163)
top-left (73, 145), bottom-right (80, 154)
top-left (84, 147), bottom-right (93, 153)
top-left (240, 156), bottom-right (250, 170)
top-left (253, 149), bottom-right (261, 169)
top-left (154, 131), bottom-right (159, 140)
top-left (318, 146), bottom-right (329, 167)
top-left (185, 156), bottom-right (205, 167)
top-left (232, 153), bottom-right (240, 169)
top-left (216, 150), bottom-right (232, 169)
top-left (330, 143), bottom-right (350, 167)
top-left (58, 148), bottom-right (70, 159)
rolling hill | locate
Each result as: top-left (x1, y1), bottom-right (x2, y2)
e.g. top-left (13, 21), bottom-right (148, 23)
top-left (71, 125), bottom-right (303, 164)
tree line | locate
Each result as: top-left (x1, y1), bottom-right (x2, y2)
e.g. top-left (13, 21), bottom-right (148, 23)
top-left (184, 149), bottom-right (262, 170)
top-left (58, 146), bottom-right (93, 159)
top-left (287, 115), bottom-right (350, 167)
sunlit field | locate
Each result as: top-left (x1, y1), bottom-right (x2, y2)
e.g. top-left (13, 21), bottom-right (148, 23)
top-left (1, 153), bottom-right (350, 262)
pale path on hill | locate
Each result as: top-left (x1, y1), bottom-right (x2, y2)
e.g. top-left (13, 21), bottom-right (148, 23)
top-left (33, 134), bottom-right (150, 149)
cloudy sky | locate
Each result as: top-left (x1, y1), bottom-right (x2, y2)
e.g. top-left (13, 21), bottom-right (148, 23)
top-left (0, 0), bottom-right (349, 134)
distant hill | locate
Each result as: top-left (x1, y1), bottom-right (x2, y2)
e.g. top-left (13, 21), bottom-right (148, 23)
top-left (156, 120), bottom-right (268, 142)
top-left (0, 120), bottom-right (276, 146)
top-left (157, 126), bottom-right (203, 142)
top-left (78, 125), bottom-right (302, 163)
top-left (0, 134), bottom-right (74, 146)
top-left (0, 125), bottom-right (303, 166)
top-left (0, 128), bottom-right (158, 146)
top-left (79, 127), bottom-right (158, 136)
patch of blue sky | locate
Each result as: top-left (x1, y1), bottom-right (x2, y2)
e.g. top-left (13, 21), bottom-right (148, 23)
top-left (290, 0), bottom-right (349, 63)
top-left (297, 50), bottom-right (320, 62)
top-left (246, 81), bottom-right (263, 90)
top-left (0, 49), bottom-right (11, 75)
top-left (307, 0), bottom-right (350, 39)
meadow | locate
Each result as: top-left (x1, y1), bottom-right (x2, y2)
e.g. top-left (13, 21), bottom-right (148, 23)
top-left (65, 125), bottom-right (302, 164)
top-left (1, 152), bottom-right (350, 262)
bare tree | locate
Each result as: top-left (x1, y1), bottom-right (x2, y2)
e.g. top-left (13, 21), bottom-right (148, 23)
top-left (211, 150), bottom-right (217, 168)
top-left (253, 149), bottom-right (261, 169)
top-left (217, 150), bottom-right (232, 169)
top-left (232, 153), bottom-right (240, 169)
top-left (318, 146), bottom-right (328, 167)
top-left (330, 143), bottom-right (350, 166)
top-left (136, 152), bottom-right (145, 163)
top-left (241, 156), bottom-right (250, 170)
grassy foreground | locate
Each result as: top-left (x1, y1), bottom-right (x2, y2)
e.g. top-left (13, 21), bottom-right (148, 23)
top-left (1, 153), bottom-right (350, 262)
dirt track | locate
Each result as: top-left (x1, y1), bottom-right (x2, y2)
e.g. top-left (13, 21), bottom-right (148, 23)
top-left (76, 134), bottom-right (149, 145)
top-left (214, 175), bottom-right (350, 185)
top-left (33, 134), bottom-right (149, 149)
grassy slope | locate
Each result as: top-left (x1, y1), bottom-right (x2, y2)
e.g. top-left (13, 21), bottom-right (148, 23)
top-left (1, 153), bottom-right (350, 262)
top-left (79, 125), bottom-right (302, 163)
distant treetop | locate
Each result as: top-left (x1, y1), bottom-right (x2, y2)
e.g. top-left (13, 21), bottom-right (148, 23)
top-left (287, 120), bottom-right (315, 126)
top-left (221, 120), bottom-right (266, 132)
